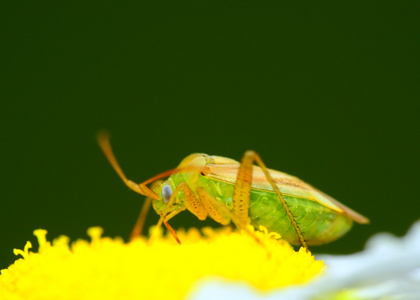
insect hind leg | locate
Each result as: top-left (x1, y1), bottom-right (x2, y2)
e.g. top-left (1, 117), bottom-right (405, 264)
top-left (233, 150), bottom-right (308, 250)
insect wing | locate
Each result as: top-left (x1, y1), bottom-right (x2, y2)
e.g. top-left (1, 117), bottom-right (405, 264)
top-left (205, 159), bottom-right (369, 224)
top-left (310, 186), bottom-right (370, 224)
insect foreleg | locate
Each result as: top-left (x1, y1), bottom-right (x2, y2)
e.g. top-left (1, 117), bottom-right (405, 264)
top-left (153, 182), bottom-right (207, 244)
top-left (153, 207), bottom-right (186, 244)
top-left (170, 182), bottom-right (208, 221)
top-left (160, 213), bottom-right (182, 244)
top-left (234, 151), bottom-right (308, 250)
top-left (164, 207), bottom-right (187, 222)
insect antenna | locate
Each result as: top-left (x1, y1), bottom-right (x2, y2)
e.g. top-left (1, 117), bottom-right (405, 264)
top-left (97, 131), bottom-right (159, 200)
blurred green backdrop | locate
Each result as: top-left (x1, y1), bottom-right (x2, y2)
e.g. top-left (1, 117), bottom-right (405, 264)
top-left (1, 1), bottom-right (419, 269)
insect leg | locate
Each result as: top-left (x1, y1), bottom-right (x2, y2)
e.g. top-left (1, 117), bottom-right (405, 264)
top-left (165, 207), bottom-right (187, 222)
top-left (196, 187), bottom-right (230, 225)
top-left (152, 182), bottom-right (207, 244)
top-left (154, 207), bottom-right (187, 244)
top-left (160, 212), bottom-right (182, 244)
top-left (170, 182), bottom-right (208, 221)
top-left (233, 151), bottom-right (308, 250)
top-left (196, 187), bottom-right (265, 247)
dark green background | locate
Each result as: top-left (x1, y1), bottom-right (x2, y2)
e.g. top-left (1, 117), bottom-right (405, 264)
top-left (1, 1), bottom-right (419, 269)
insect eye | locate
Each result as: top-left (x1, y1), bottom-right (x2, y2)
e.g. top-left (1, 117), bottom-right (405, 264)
top-left (162, 185), bottom-right (173, 203)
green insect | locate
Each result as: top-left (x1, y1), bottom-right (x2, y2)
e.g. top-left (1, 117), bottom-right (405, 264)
top-left (98, 133), bottom-right (369, 249)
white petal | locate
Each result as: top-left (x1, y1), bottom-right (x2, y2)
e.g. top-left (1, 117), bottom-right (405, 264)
top-left (189, 221), bottom-right (420, 300)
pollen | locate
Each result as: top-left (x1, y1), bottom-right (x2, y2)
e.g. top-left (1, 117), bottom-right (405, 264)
top-left (0, 227), bottom-right (324, 300)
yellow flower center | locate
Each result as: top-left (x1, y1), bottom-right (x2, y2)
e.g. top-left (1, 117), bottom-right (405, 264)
top-left (0, 227), bottom-right (324, 300)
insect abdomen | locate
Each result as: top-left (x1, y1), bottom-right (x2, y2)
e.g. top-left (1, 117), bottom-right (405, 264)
top-left (248, 191), bottom-right (353, 245)
top-left (200, 177), bottom-right (353, 245)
